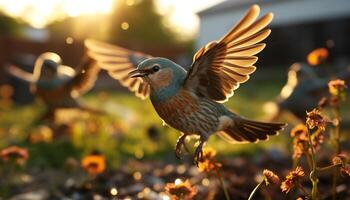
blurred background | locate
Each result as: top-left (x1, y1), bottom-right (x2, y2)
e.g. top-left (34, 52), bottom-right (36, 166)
top-left (0, 0), bottom-right (350, 199)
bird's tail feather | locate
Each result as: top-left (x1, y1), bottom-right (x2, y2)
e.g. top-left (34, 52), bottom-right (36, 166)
top-left (218, 117), bottom-right (286, 143)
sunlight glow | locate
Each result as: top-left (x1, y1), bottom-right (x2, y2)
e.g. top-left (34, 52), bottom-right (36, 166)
top-left (0, 0), bottom-right (224, 38)
top-left (0, 0), bottom-right (114, 28)
top-left (110, 187), bottom-right (118, 196)
top-left (174, 178), bottom-right (182, 185)
top-left (121, 22), bottom-right (130, 30)
top-left (156, 0), bottom-right (224, 39)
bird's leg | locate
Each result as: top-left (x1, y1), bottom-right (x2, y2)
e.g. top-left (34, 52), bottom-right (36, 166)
top-left (194, 136), bottom-right (206, 166)
top-left (175, 133), bottom-right (189, 159)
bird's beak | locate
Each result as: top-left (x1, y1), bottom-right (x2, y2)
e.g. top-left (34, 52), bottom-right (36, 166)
top-left (128, 69), bottom-right (146, 78)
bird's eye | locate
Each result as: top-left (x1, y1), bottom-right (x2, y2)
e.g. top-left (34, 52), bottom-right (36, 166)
top-left (152, 65), bottom-right (160, 72)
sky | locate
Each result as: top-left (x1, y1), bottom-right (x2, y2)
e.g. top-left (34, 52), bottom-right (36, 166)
top-left (0, 0), bottom-right (224, 38)
top-left (156, 0), bottom-right (224, 37)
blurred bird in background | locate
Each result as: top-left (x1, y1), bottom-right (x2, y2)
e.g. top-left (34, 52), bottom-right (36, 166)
top-left (86, 5), bottom-right (286, 163)
top-left (265, 62), bottom-right (350, 122)
top-left (6, 52), bottom-right (101, 122)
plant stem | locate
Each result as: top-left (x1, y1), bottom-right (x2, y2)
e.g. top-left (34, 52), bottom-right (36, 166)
top-left (305, 153), bottom-right (313, 170)
top-left (248, 180), bottom-right (264, 200)
top-left (293, 157), bottom-right (300, 169)
top-left (297, 182), bottom-right (309, 197)
top-left (316, 163), bottom-right (342, 172)
top-left (333, 105), bottom-right (341, 154)
top-left (215, 168), bottom-right (231, 200)
top-left (332, 168), bottom-right (338, 200)
top-left (307, 128), bottom-right (318, 200)
top-left (332, 104), bottom-right (341, 200)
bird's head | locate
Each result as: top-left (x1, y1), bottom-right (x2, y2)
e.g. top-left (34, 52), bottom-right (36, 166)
top-left (129, 57), bottom-right (186, 91)
top-left (36, 52), bottom-right (62, 81)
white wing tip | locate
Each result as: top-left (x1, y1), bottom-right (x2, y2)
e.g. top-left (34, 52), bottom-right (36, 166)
top-left (264, 13), bottom-right (274, 24)
top-left (267, 12), bottom-right (274, 19)
top-left (251, 4), bottom-right (260, 13)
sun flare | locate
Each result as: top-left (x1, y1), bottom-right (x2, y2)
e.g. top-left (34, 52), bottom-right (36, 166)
top-left (0, 0), bottom-right (114, 28)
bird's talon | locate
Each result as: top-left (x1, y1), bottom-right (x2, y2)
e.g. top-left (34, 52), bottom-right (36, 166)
top-left (175, 134), bottom-right (188, 159)
top-left (175, 148), bottom-right (182, 159)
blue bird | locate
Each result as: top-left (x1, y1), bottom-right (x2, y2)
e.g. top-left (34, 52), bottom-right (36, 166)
top-left (267, 63), bottom-right (350, 122)
top-left (86, 5), bottom-right (286, 163)
top-left (6, 52), bottom-right (100, 121)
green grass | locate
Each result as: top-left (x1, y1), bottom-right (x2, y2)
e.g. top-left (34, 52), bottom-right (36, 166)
top-left (1, 68), bottom-right (349, 171)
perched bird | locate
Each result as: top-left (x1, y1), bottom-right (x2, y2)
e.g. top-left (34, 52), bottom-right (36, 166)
top-left (266, 63), bottom-right (350, 121)
top-left (86, 5), bottom-right (286, 163)
top-left (6, 52), bottom-right (100, 121)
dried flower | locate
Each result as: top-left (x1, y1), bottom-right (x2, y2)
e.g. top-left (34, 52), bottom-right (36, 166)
top-left (332, 157), bottom-right (342, 166)
top-left (311, 129), bottom-right (324, 151)
top-left (307, 48), bottom-right (329, 66)
top-left (81, 152), bottom-right (106, 175)
top-left (332, 153), bottom-right (348, 166)
top-left (340, 165), bottom-right (350, 177)
top-left (291, 124), bottom-right (309, 159)
top-left (197, 147), bottom-right (222, 172)
top-left (29, 125), bottom-right (53, 144)
top-left (328, 79), bottom-right (347, 96)
top-left (290, 124), bottom-right (308, 141)
top-left (318, 97), bottom-right (329, 108)
top-left (281, 166), bottom-right (305, 193)
top-left (306, 108), bottom-right (326, 131)
top-left (165, 179), bottom-right (197, 200)
top-left (1, 146), bottom-right (29, 165)
top-left (292, 141), bottom-right (306, 159)
top-left (263, 169), bottom-right (280, 185)
top-left (291, 124), bottom-right (324, 159)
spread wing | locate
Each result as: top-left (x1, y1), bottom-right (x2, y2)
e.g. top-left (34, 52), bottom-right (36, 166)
top-left (85, 39), bottom-right (151, 99)
top-left (57, 65), bottom-right (76, 77)
top-left (64, 55), bottom-right (101, 98)
top-left (6, 64), bottom-right (37, 83)
top-left (183, 5), bottom-right (273, 103)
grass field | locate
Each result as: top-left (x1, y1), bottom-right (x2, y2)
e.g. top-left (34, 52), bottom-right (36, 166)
top-left (1, 67), bottom-right (349, 170)
top-left (1, 68), bottom-right (350, 199)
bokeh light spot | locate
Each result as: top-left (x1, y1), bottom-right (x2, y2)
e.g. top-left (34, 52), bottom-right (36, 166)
top-left (121, 22), bottom-right (130, 30)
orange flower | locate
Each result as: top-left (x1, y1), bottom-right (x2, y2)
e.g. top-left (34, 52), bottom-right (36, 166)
top-left (307, 48), bottom-right (329, 66)
top-left (263, 169), bottom-right (280, 185)
top-left (81, 153), bottom-right (106, 175)
top-left (1, 146), bottom-right (29, 165)
top-left (290, 124), bottom-right (308, 141)
top-left (340, 165), bottom-right (350, 177)
top-left (306, 108), bottom-right (326, 131)
top-left (29, 125), bottom-right (53, 144)
top-left (165, 179), bottom-right (197, 200)
top-left (0, 84), bottom-right (14, 99)
top-left (290, 124), bottom-right (324, 159)
top-left (328, 79), bottom-right (347, 96)
top-left (332, 153), bottom-right (348, 166)
top-left (291, 125), bottom-right (308, 159)
top-left (197, 147), bottom-right (222, 172)
top-left (292, 141), bottom-right (305, 159)
top-left (281, 166), bottom-right (305, 193)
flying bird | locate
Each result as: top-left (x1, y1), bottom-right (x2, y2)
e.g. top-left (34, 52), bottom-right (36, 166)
top-left (266, 63), bottom-right (350, 121)
top-left (6, 52), bottom-right (100, 121)
top-left (86, 5), bottom-right (286, 163)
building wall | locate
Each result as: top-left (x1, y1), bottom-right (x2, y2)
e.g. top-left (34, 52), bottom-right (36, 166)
top-left (197, 0), bottom-right (350, 51)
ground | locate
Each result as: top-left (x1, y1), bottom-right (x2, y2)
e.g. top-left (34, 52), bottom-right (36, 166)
top-left (1, 68), bottom-right (349, 199)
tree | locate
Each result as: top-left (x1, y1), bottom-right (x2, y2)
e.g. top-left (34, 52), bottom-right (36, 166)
top-left (108, 0), bottom-right (176, 45)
